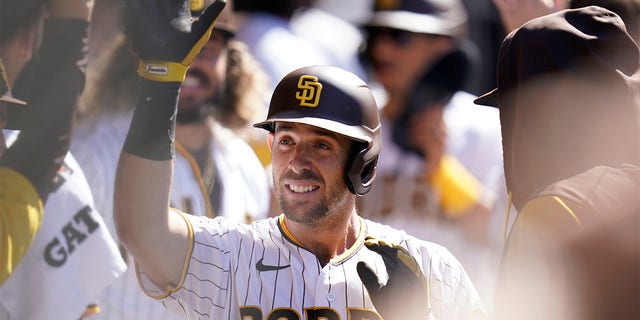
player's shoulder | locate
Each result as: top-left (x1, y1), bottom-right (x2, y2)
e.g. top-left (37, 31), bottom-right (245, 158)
top-left (188, 214), bottom-right (281, 239)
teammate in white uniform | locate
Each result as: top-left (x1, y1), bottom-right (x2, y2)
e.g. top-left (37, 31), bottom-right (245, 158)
top-left (0, 144), bottom-right (126, 320)
top-left (114, 2), bottom-right (486, 318)
top-left (0, 1), bottom-right (126, 318)
top-left (71, 3), bottom-right (270, 318)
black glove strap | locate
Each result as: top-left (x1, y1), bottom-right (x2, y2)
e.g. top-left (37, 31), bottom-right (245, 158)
top-left (123, 78), bottom-right (181, 160)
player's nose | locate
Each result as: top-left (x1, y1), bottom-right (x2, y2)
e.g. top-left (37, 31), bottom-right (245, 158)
top-left (289, 144), bottom-right (312, 174)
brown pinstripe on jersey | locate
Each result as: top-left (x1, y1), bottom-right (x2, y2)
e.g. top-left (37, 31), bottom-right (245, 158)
top-left (137, 213), bottom-right (485, 319)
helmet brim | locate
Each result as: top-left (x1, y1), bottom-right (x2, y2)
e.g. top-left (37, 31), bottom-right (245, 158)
top-left (254, 116), bottom-right (378, 145)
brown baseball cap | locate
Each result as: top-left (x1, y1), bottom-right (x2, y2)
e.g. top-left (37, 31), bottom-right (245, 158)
top-left (474, 5), bottom-right (639, 108)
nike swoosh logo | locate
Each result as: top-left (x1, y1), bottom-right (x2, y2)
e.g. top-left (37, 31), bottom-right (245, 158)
top-left (256, 258), bottom-right (290, 272)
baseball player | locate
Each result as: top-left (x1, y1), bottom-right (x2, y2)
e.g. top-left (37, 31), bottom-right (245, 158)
top-left (114, 1), bottom-right (486, 319)
top-left (70, 3), bottom-right (270, 318)
top-left (474, 6), bottom-right (640, 319)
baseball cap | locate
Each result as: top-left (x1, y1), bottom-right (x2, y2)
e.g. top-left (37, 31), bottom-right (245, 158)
top-left (363, 0), bottom-right (468, 38)
top-left (474, 5), bottom-right (640, 107)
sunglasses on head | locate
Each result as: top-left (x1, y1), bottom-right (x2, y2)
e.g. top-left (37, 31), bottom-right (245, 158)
top-left (366, 27), bottom-right (416, 47)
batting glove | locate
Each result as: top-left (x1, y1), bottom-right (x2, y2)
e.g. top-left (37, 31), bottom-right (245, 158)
top-left (123, 0), bottom-right (226, 83)
top-left (357, 236), bottom-right (432, 320)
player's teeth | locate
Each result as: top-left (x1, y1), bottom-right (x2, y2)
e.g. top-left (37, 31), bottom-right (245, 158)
top-left (289, 185), bottom-right (316, 193)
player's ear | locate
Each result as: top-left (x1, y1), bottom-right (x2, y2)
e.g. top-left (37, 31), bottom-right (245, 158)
top-left (267, 132), bottom-right (274, 149)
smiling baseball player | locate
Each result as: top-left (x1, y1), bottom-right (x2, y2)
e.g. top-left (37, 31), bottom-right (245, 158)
top-left (114, 1), bottom-right (486, 319)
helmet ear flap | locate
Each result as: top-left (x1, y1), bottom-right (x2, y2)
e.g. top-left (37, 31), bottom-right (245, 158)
top-left (346, 141), bottom-right (379, 195)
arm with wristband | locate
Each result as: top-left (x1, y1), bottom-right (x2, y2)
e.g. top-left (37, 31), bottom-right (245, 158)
top-left (114, 0), bottom-right (226, 289)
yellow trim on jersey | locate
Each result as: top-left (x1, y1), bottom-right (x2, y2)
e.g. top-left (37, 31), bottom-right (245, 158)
top-left (175, 142), bottom-right (214, 218)
top-left (135, 208), bottom-right (195, 300)
top-left (503, 193), bottom-right (581, 250)
top-left (519, 195), bottom-right (582, 225)
top-left (0, 167), bottom-right (44, 285)
top-left (278, 214), bottom-right (305, 247)
top-left (550, 196), bottom-right (581, 225)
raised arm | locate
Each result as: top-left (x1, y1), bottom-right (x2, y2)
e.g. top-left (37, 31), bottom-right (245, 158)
top-left (1, 0), bottom-right (92, 202)
top-left (0, 0), bottom-right (92, 285)
top-left (114, 0), bottom-right (226, 289)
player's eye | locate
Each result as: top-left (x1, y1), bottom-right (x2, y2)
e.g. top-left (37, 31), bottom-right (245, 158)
top-left (278, 137), bottom-right (293, 145)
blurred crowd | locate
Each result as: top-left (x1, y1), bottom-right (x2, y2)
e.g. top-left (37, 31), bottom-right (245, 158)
top-left (1, 0), bottom-right (638, 319)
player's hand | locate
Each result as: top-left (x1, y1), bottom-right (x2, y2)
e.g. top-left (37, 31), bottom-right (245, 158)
top-left (408, 105), bottom-right (447, 178)
top-left (357, 236), bottom-right (432, 320)
top-left (123, 0), bottom-right (227, 82)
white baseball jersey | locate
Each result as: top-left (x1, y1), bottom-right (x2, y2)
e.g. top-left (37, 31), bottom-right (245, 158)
top-left (0, 132), bottom-right (126, 320)
top-left (71, 111), bottom-right (271, 320)
top-left (137, 213), bottom-right (486, 320)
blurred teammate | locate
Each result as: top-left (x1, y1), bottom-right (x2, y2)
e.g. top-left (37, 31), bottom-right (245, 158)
top-left (113, 1), bottom-right (486, 319)
top-left (233, 0), bottom-right (332, 91)
top-left (474, 6), bottom-right (640, 319)
top-left (0, 0), bottom-right (126, 319)
top-left (71, 1), bottom-right (270, 318)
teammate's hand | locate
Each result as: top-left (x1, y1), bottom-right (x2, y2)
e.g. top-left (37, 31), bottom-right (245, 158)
top-left (357, 236), bottom-right (432, 320)
top-left (123, 0), bottom-right (226, 82)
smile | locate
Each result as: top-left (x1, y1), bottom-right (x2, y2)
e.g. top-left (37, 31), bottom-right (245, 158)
top-left (287, 184), bottom-right (319, 193)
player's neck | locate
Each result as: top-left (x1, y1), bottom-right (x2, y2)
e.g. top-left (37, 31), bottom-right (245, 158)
top-left (284, 210), bottom-right (361, 266)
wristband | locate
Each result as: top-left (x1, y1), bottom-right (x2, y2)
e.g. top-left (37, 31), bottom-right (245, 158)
top-left (123, 79), bottom-right (181, 160)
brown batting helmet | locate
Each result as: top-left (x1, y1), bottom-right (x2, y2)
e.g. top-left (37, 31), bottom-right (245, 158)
top-left (254, 65), bottom-right (382, 195)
